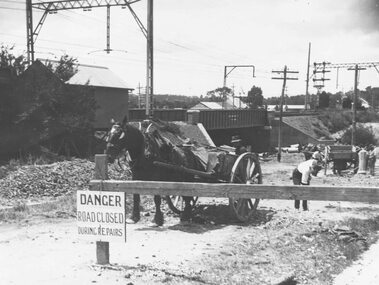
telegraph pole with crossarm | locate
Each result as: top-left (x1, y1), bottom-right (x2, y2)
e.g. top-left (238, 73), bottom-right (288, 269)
top-left (313, 61), bottom-right (379, 145)
top-left (272, 66), bottom-right (299, 162)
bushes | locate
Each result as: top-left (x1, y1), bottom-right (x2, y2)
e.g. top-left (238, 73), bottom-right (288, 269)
top-left (340, 124), bottom-right (377, 145)
top-left (318, 110), bottom-right (352, 133)
top-left (0, 49), bottom-right (96, 159)
top-left (318, 110), bottom-right (379, 134)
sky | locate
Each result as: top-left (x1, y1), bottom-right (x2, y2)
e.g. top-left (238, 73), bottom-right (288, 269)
top-left (1, 0), bottom-right (379, 98)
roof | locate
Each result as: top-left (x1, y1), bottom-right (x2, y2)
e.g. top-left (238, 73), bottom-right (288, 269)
top-left (267, 104), bottom-right (309, 111)
top-left (66, 64), bottom-right (132, 90)
top-left (225, 95), bottom-right (248, 109)
top-left (191, 102), bottom-right (223, 110)
top-left (191, 98), bottom-right (247, 110)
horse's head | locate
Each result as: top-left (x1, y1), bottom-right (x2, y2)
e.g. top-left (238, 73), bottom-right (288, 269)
top-left (105, 119), bottom-right (127, 163)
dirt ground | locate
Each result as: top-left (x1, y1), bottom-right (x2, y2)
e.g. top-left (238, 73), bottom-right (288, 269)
top-left (0, 153), bottom-right (378, 285)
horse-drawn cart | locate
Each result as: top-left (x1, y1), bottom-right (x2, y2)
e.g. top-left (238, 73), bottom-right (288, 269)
top-left (325, 145), bottom-right (358, 174)
top-left (154, 150), bottom-right (262, 222)
top-left (106, 119), bottom-right (263, 224)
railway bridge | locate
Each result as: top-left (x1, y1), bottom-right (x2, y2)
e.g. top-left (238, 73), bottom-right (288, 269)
top-left (128, 108), bottom-right (271, 152)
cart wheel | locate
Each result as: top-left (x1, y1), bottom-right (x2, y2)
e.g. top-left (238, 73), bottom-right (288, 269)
top-left (229, 152), bottom-right (262, 222)
top-left (165, 196), bottom-right (198, 215)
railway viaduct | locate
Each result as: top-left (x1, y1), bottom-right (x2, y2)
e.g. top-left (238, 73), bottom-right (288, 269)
top-left (128, 108), bottom-right (271, 153)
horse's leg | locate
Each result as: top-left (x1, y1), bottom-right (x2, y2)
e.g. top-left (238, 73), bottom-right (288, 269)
top-left (153, 195), bottom-right (164, 226)
top-left (181, 196), bottom-right (192, 222)
top-left (132, 194), bottom-right (141, 222)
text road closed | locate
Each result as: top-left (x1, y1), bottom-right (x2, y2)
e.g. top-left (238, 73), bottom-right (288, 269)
top-left (77, 191), bottom-right (126, 242)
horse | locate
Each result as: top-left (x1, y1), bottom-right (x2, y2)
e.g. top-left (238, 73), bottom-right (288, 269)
top-left (104, 118), bottom-right (204, 226)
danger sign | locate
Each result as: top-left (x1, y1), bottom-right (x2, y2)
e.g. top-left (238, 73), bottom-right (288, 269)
top-left (77, 191), bottom-right (126, 242)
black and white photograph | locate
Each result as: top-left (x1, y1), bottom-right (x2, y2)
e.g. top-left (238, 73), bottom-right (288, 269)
top-left (0, 0), bottom-right (379, 284)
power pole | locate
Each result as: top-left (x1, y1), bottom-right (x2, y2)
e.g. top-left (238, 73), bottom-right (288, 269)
top-left (26, 0), bottom-right (35, 64)
top-left (26, 0), bottom-right (143, 65)
top-left (348, 64), bottom-right (366, 146)
top-left (313, 62), bottom-right (331, 94)
top-left (137, 82), bottom-right (144, 109)
top-left (26, 0), bottom-right (153, 119)
top-left (305, 42), bottom-right (311, 110)
top-left (272, 66), bottom-right (299, 162)
top-left (223, 65), bottom-right (255, 87)
top-left (314, 61), bottom-right (379, 145)
top-left (145, 0), bottom-right (153, 118)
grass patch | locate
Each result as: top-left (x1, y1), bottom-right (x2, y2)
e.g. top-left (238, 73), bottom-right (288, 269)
top-left (0, 194), bottom-right (78, 223)
top-left (194, 214), bottom-right (379, 285)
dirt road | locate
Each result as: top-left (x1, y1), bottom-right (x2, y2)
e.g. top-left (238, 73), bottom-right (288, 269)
top-left (1, 153), bottom-right (378, 285)
top-left (1, 198), bottom-right (378, 285)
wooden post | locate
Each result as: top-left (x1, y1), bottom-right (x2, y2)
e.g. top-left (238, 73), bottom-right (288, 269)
top-left (94, 154), bottom-right (109, 265)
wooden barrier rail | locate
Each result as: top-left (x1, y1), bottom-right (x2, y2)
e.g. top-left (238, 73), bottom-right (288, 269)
top-left (89, 180), bottom-right (379, 203)
top-left (89, 155), bottom-right (379, 265)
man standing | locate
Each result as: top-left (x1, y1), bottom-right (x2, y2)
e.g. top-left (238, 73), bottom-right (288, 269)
top-left (292, 152), bottom-right (322, 210)
top-left (231, 135), bottom-right (247, 155)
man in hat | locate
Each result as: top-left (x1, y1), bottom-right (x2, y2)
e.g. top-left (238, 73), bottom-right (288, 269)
top-left (292, 152), bottom-right (323, 210)
top-left (231, 135), bottom-right (247, 155)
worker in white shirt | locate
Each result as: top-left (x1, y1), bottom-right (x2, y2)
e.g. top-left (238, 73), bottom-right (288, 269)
top-left (292, 152), bottom-right (323, 210)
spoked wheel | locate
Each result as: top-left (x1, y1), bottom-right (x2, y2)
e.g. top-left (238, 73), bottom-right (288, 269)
top-left (229, 152), bottom-right (262, 222)
top-left (165, 196), bottom-right (199, 215)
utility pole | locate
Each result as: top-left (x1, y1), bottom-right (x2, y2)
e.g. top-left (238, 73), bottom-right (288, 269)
top-left (348, 64), bottom-right (366, 146)
top-left (26, 0), bottom-right (34, 65)
top-left (313, 62), bottom-right (331, 94)
top-left (25, 0), bottom-right (153, 117)
top-left (26, 0), bottom-right (143, 65)
top-left (223, 65), bottom-right (255, 87)
top-left (314, 61), bottom-right (379, 144)
top-left (305, 42), bottom-right (311, 110)
top-left (137, 82), bottom-right (143, 109)
top-left (272, 66), bottom-right (299, 162)
top-left (145, 0), bottom-right (153, 118)
top-left (231, 84), bottom-right (235, 109)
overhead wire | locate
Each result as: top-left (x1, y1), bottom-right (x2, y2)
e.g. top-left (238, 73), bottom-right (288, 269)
top-left (0, 1), bottom-right (284, 94)
top-left (0, 0), bottom-right (262, 71)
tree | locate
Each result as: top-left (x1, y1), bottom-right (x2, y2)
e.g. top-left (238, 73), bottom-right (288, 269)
top-left (44, 54), bottom-right (78, 82)
top-left (0, 45), bottom-right (27, 130)
top-left (206, 87), bottom-right (232, 102)
top-left (342, 96), bottom-right (352, 109)
top-left (29, 56), bottom-right (96, 156)
top-left (245, 86), bottom-right (263, 109)
top-left (0, 44), bottom-right (28, 75)
top-left (318, 91), bottom-right (330, 108)
top-left (341, 124), bottom-right (377, 146)
top-left (0, 49), bottom-right (97, 158)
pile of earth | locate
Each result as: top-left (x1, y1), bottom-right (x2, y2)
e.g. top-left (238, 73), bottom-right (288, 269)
top-left (0, 159), bottom-right (130, 207)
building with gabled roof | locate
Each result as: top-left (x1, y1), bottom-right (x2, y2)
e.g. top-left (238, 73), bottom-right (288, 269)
top-left (38, 59), bottom-right (133, 129)
top-left (66, 64), bottom-right (131, 90)
top-left (64, 63), bottom-right (133, 129)
top-left (191, 101), bottom-right (223, 110)
top-left (191, 95), bottom-right (248, 110)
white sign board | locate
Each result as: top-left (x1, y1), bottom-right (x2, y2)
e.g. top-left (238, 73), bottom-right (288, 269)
top-left (77, 191), bottom-right (126, 242)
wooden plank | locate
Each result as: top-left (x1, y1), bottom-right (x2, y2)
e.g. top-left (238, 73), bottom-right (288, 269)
top-left (89, 180), bottom-right (379, 204)
top-left (94, 154), bottom-right (109, 265)
top-left (94, 154), bottom-right (108, 180)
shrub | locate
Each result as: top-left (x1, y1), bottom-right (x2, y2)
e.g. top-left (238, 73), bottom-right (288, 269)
top-left (340, 124), bottom-right (377, 145)
top-left (318, 110), bottom-right (379, 134)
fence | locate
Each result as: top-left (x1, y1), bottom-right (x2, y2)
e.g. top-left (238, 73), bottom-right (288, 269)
top-left (88, 154), bottom-right (379, 264)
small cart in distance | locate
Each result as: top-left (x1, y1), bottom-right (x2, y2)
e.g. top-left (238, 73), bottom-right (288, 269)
top-left (326, 145), bottom-right (358, 174)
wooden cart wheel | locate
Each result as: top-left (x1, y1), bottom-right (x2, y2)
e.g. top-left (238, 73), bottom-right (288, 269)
top-left (165, 196), bottom-right (198, 215)
top-left (229, 152), bottom-right (262, 222)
